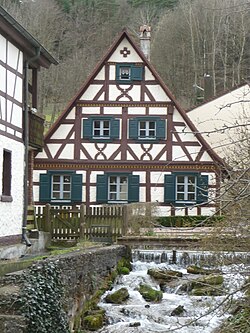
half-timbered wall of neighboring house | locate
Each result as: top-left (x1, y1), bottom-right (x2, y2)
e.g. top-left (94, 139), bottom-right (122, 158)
top-left (34, 31), bottom-right (223, 216)
top-left (0, 35), bottom-right (24, 236)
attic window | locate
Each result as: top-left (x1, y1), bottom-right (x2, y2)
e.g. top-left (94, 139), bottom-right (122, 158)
top-left (120, 66), bottom-right (131, 80)
top-left (116, 64), bottom-right (143, 83)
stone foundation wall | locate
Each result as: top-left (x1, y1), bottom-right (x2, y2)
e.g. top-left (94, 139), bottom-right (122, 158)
top-left (0, 245), bottom-right (130, 332)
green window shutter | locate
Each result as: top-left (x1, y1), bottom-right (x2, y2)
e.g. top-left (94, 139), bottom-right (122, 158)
top-left (129, 119), bottom-right (138, 139)
top-left (164, 174), bottom-right (175, 203)
top-left (197, 175), bottom-right (208, 204)
top-left (132, 66), bottom-right (143, 80)
top-left (39, 173), bottom-right (51, 202)
top-left (128, 175), bottom-right (139, 202)
top-left (110, 119), bottom-right (120, 139)
top-left (71, 174), bottom-right (82, 202)
top-left (156, 119), bottom-right (166, 139)
top-left (115, 64), bottom-right (120, 81)
top-left (96, 174), bottom-right (108, 203)
top-left (83, 119), bottom-right (92, 139)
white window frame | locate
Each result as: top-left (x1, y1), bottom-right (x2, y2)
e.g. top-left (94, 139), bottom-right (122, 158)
top-left (108, 175), bottom-right (128, 202)
top-left (138, 120), bottom-right (156, 139)
top-left (93, 119), bottom-right (110, 138)
top-left (51, 174), bottom-right (71, 201)
top-left (176, 175), bottom-right (196, 202)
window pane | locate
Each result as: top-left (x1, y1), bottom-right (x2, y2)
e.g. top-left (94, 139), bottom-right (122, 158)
top-left (140, 121), bottom-right (146, 129)
top-left (120, 192), bottom-right (128, 200)
top-left (53, 175), bottom-right (60, 183)
top-left (94, 120), bottom-right (100, 128)
top-left (63, 192), bottom-right (71, 199)
top-left (53, 184), bottom-right (60, 191)
top-left (64, 176), bottom-right (71, 183)
top-left (109, 176), bottom-right (117, 184)
top-left (148, 130), bottom-right (155, 137)
top-left (177, 176), bottom-right (184, 183)
top-left (120, 177), bottom-right (127, 184)
top-left (103, 121), bottom-right (110, 128)
top-left (188, 176), bottom-right (195, 184)
top-left (53, 192), bottom-right (60, 199)
top-left (110, 185), bottom-right (117, 192)
top-left (177, 185), bottom-right (184, 192)
top-left (63, 184), bottom-right (71, 191)
top-left (103, 130), bottom-right (110, 136)
top-left (149, 122), bottom-right (155, 129)
top-left (188, 193), bottom-right (195, 201)
top-left (177, 193), bottom-right (184, 200)
top-left (109, 193), bottom-right (117, 200)
top-left (188, 184), bottom-right (195, 192)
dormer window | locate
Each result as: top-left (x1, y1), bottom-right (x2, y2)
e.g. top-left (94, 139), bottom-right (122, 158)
top-left (116, 64), bottom-right (143, 83)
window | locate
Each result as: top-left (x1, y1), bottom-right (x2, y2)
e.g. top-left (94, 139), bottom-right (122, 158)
top-left (176, 175), bottom-right (196, 202)
top-left (108, 176), bottom-right (128, 201)
top-left (164, 173), bottom-right (208, 205)
top-left (129, 117), bottom-right (165, 141)
top-left (39, 171), bottom-right (82, 203)
top-left (83, 117), bottom-right (119, 141)
top-left (138, 120), bottom-right (156, 139)
top-left (51, 175), bottom-right (71, 200)
top-left (93, 120), bottom-right (110, 138)
top-left (96, 173), bottom-right (139, 203)
top-left (1, 150), bottom-right (12, 201)
top-left (116, 64), bottom-right (143, 83)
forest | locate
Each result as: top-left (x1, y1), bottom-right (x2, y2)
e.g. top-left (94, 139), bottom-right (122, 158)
top-left (0, 0), bottom-right (249, 123)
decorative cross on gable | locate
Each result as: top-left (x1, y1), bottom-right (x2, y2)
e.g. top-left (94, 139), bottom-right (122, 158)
top-left (120, 47), bottom-right (131, 57)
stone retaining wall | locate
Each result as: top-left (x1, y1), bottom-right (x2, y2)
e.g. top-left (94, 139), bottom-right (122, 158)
top-left (0, 245), bottom-right (130, 332)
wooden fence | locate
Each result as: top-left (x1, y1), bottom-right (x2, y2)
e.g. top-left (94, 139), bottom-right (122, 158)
top-left (36, 204), bottom-right (128, 243)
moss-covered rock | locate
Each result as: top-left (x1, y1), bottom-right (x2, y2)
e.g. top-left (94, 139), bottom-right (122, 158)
top-left (138, 284), bottom-right (163, 302)
top-left (191, 286), bottom-right (224, 296)
top-left (83, 313), bottom-right (104, 331)
top-left (117, 258), bottom-right (132, 275)
top-left (191, 274), bottom-right (224, 288)
top-left (105, 287), bottom-right (129, 304)
top-left (148, 268), bottom-right (182, 282)
top-left (187, 265), bottom-right (221, 275)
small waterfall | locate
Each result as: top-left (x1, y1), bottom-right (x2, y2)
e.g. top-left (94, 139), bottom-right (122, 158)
top-left (132, 249), bottom-right (250, 267)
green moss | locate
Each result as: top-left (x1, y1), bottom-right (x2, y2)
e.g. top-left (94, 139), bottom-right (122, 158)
top-left (139, 284), bottom-right (163, 302)
top-left (191, 286), bottom-right (224, 296)
top-left (187, 265), bottom-right (221, 275)
top-left (191, 274), bottom-right (224, 288)
top-left (83, 313), bottom-right (104, 331)
top-left (105, 287), bottom-right (129, 304)
top-left (117, 258), bottom-right (132, 275)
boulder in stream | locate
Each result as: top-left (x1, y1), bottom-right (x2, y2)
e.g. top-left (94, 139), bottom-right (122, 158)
top-left (138, 284), bottom-right (163, 302)
top-left (171, 305), bottom-right (186, 316)
top-left (187, 265), bottom-right (221, 275)
top-left (105, 287), bottom-right (129, 304)
top-left (147, 268), bottom-right (183, 282)
top-left (83, 312), bottom-right (104, 331)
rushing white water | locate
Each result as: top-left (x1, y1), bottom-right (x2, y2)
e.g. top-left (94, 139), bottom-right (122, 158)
top-left (97, 250), bottom-right (249, 333)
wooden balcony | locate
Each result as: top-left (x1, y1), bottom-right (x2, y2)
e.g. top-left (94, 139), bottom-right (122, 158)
top-left (28, 109), bottom-right (45, 149)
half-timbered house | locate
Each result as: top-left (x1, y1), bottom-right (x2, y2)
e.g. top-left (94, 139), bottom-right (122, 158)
top-left (0, 6), bottom-right (57, 243)
top-left (34, 27), bottom-right (224, 217)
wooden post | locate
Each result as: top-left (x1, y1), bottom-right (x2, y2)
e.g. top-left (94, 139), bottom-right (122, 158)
top-left (44, 204), bottom-right (51, 233)
top-left (122, 205), bottom-right (128, 236)
top-left (79, 204), bottom-right (86, 239)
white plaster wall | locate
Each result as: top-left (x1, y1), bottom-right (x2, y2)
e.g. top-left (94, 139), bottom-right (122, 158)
top-left (128, 107), bottom-right (145, 115)
top-left (66, 108), bottom-right (76, 119)
top-left (145, 67), bottom-right (155, 80)
top-left (51, 124), bottom-right (74, 139)
top-left (148, 107), bottom-right (167, 115)
top-left (7, 42), bottom-right (20, 70)
top-left (108, 38), bottom-right (142, 63)
top-left (0, 137), bottom-right (24, 237)
top-left (0, 35), bottom-right (6, 62)
top-left (80, 85), bottom-right (102, 100)
top-left (58, 144), bottom-right (74, 159)
top-left (104, 107), bottom-right (121, 115)
top-left (0, 66), bottom-right (6, 93)
top-left (147, 85), bottom-right (170, 102)
top-left (82, 107), bottom-right (100, 114)
top-left (187, 84), bottom-right (250, 157)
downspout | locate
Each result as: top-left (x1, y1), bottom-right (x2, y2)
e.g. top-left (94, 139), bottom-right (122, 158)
top-left (22, 47), bottom-right (41, 246)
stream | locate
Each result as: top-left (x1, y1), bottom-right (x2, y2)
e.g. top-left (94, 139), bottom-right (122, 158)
top-left (97, 250), bottom-right (249, 333)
